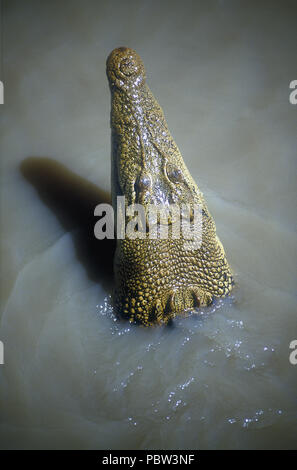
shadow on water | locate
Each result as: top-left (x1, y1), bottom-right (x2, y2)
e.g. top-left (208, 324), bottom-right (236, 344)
top-left (20, 157), bottom-right (116, 292)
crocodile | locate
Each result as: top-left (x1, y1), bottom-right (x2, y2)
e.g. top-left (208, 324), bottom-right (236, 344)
top-left (106, 47), bottom-right (233, 326)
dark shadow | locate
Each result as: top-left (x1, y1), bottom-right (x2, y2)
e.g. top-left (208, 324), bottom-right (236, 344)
top-left (20, 157), bottom-right (116, 291)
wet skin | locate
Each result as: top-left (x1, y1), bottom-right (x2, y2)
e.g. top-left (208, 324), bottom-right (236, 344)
top-left (106, 47), bottom-right (233, 326)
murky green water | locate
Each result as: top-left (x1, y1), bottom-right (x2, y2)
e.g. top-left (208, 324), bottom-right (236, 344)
top-left (0, 0), bottom-right (296, 449)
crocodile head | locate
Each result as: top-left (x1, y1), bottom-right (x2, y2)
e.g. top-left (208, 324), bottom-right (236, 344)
top-left (106, 47), bottom-right (233, 326)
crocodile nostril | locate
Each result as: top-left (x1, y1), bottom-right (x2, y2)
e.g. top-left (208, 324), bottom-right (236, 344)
top-left (120, 57), bottom-right (138, 77)
top-left (106, 47), bottom-right (146, 89)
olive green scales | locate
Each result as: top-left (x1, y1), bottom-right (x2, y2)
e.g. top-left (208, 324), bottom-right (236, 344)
top-left (106, 47), bottom-right (233, 326)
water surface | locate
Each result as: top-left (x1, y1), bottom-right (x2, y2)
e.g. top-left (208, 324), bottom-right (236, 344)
top-left (0, 0), bottom-right (296, 449)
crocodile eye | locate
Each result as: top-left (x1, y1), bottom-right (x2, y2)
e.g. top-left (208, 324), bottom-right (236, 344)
top-left (166, 163), bottom-right (184, 183)
top-left (135, 174), bottom-right (152, 192)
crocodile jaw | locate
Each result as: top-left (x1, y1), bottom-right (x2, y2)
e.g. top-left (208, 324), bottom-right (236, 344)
top-left (107, 47), bottom-right (233, 326)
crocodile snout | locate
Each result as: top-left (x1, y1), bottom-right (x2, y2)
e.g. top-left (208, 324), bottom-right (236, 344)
top-left (106, 47), bottom-right (146, 91)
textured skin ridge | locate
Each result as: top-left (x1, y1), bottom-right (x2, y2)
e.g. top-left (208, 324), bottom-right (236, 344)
top-left (106, 47), bottom-right (233, 326)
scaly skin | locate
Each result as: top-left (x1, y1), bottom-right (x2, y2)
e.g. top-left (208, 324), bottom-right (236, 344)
top-left (106, 47), bottom-right (233, 326)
